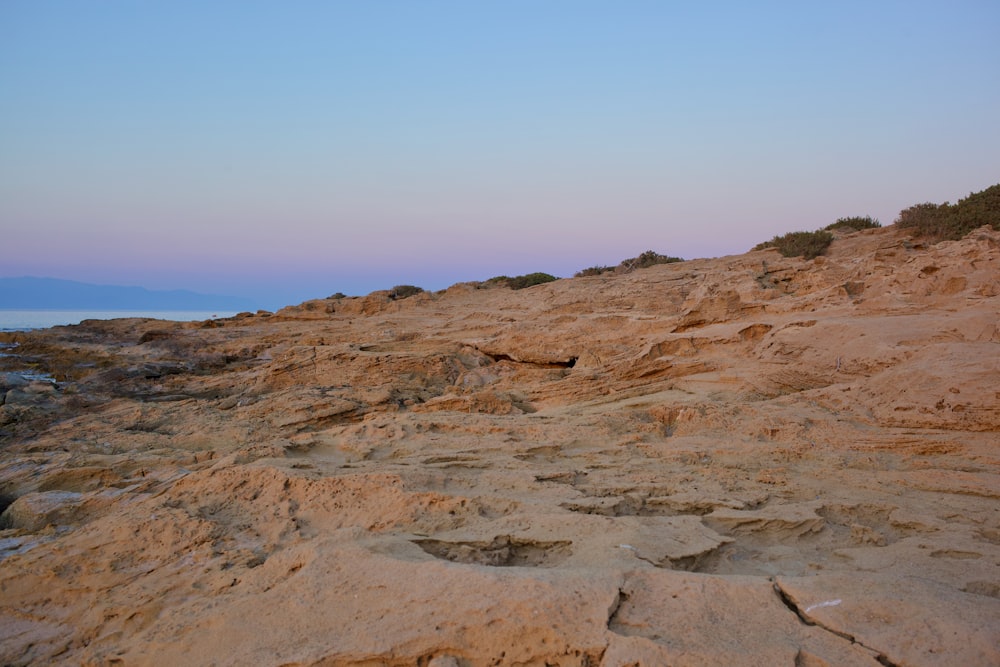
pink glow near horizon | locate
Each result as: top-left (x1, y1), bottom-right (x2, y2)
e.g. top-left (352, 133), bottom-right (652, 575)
top-left (2, 2), bottom-right (998, 309)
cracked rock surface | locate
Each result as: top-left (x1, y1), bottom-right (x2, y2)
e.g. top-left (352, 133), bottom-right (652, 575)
top-left (1, 225), bottom-right (999, 665)
top-left (774, 573), bottom-right (1000, 667)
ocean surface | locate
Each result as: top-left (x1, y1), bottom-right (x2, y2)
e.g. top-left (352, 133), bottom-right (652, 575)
top-left (0, 310), bottom-right (236, 332)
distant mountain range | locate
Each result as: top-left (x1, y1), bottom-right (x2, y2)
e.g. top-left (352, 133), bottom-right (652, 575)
top-left (0, 277), bottom-right (256, 311)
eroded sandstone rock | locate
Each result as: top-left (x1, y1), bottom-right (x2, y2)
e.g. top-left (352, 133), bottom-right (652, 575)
top-left (1, 226), bottom-right (998, 665)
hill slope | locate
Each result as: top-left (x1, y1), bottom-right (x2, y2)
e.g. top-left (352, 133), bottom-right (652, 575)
top-left (1, 224), bottom-right (998, 666)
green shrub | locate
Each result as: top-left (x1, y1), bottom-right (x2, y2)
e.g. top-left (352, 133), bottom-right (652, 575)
top-left (388, 284), bottom-right (423, 300)
top-left (475, 276), bottom-right (510, 289)
top-left (619, 250), bottom-right (684, 271)
top-left (896, 184), bottom-right (1000, 241)
top-left (825, 216), bottom-right (881, 231)
top-left (954, 183), bottom-right (1000, 231)
top-left (574, 265), bottom-right (614, 277)
top-left (895, 203), bottom-right (945, 236)
top-left (506, 272), bottom-right (559, 290)
top-left (575, 251), bottom-right (684, 277)
top-left (754, 230), bottom-right (834, 260)
top-left (478, 273), bottom-right (559, 290)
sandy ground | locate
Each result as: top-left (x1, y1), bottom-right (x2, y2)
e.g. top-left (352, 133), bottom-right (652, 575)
top-left (1, 225), bottom-right (998, 666)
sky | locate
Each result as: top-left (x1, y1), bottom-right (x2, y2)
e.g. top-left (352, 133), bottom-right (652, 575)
top-left (2, 1), bottom-right (998, 311)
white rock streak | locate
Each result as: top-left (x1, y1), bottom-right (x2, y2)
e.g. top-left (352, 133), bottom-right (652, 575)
top-left (804, 599), bottom-right (842, 613)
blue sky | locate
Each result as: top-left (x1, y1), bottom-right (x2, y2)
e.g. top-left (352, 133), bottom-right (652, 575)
top-left (2, 1), bottom-right (998, 310)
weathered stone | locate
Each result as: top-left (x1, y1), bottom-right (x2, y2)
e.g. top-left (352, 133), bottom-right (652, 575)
top-left (0, 490), bottom-right (83, 531)
top-left (0, 225), bottom-right (998, 664)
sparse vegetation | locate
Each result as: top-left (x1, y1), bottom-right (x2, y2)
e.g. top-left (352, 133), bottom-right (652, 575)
top-left (478, 273), bottom-right (559, 290)
top-left (825, 216), bottom-right (881, 231)
top-left (749, 183), bottom-right (997, 259)
top-left (328, 292), bottom-right (346, 299)
top-left (575, 265), bottom-right (614, 277)
top-left (753, 230), bottom-right (834, 260)
top-left (483, 276), bottom-right (510, 286)
top-left (354, 184), bottom-right (999, 298)
top-left (896, 184), bottom-right (1000, 241)
top-left (388, 285), bottom-right (424, 300)
top-left (620, 250), bottom-right (684, 271)
top-left (574, 250), bottom-right (684, 277)
top-left (506, 273), bottom-right (559, 290)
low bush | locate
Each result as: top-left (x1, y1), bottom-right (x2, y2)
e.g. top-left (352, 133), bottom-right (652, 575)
top-left (896, 184), bottom-right (1000, 241)
top-left (506, 273), bottom-right (559, 290)
top-left (825, 216), bottom-right (881, 231)
top-left (754, 230), bottom-right (833, 260)
top-left (388, 285), bottom-right (424, 300)
top-left (479, 273), bottom-right (559, 290)
top-left (476, 276), bottom-right (510, 289)
top-left (574, 250), bottom-right (683, 277)
top-left (619, 250), bottom-right (684, 271)
top-left (574, 265), bottom-right (614, 277)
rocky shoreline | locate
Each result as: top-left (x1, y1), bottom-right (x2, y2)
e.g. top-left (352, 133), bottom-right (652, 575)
top-left (2, 225), bottom-right (999, 665)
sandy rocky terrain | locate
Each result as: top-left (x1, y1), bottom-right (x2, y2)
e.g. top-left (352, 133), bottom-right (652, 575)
top-left (1, 225), bottom-right (998, 666)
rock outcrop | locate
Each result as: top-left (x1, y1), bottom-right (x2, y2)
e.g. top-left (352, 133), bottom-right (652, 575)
top-left (1, 225), bottom-right (998, 665)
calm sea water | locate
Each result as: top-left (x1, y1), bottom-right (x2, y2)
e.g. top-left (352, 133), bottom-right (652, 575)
top-left (0, 310), bottom-right (236, 332)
